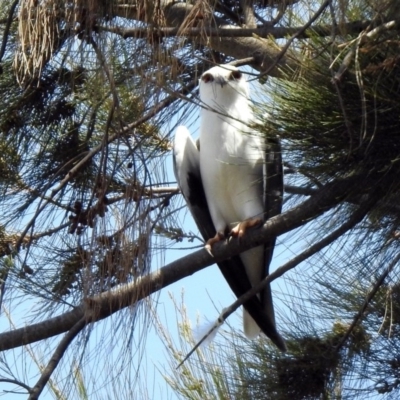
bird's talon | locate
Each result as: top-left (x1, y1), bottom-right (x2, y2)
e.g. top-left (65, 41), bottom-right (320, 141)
top-left (205, 244), bottom-right (214, 257)
top-left (230, 218), bottom-right (262, 239)
top-left (205, 231), bottom-right (225, 256)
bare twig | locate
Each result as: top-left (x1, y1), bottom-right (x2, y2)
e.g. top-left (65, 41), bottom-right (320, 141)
top-left (88, 36), bottom-right (120, 111)
top-left (331, 20), bottom-right (400, 83)
top-left (285, 184), bottom-right (317, 196)
top-left (28, 318), bottom-right (86, 400)
top-left (228, 56), bottom-right (256, 67)
top-left (0, 378), bottom-right (31, 394)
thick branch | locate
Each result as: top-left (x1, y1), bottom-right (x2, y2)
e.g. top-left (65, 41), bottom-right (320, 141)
top-left (100, 19), bottom-right (374, 40)
top-left (0, 174), bottom-right (366, 351)
top-left (156, 2), bottom-right (294, 77)
top-left (107, 0), bottom-right (387, 77)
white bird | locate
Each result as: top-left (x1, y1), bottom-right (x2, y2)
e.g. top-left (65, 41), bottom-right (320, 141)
top-left (173, 64), bottom-right (286, 351)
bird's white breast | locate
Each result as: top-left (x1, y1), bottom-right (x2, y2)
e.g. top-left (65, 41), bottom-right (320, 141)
top-left (199, 97), bottom-right (264, 231)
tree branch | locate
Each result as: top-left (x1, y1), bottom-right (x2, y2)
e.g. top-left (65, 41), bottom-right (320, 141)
top-left (0, 0), bottom-right (19, 64)
top-left (335, 251), bottom-right (400, 352)
top-left (99, 19), bottom-right (375, 40)
top-left (15, 86), bottom-right (193, 250)
top-left (240, 0), bottom-right (257, 28)
top-left (104, 0), bottom-right (390, 78)
top-left (259, 0), bottom-right (332, 78)
top-left (0, 378), bottom-right (31, 394)
top-left (28, 318), bottom-right (86, 400)
top-left (0, 174), bottom-right (367, 351)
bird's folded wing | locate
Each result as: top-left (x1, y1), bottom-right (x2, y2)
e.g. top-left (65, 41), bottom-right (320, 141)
top-left (261, 135), bottom-right (284, 328)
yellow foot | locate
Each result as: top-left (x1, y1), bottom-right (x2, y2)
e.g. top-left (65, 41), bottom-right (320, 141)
top-left (230, 218), bottom-right (262, 239)
top-left (205, 231), bottom-right (225, 256)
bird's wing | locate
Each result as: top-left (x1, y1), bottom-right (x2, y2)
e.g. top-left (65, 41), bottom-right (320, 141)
top-left (261, 135), bottom-right (284, 330)
top-left (173, 126), bottom-right (215, 239)
top-left (173, 126), bottom-right (286, 351)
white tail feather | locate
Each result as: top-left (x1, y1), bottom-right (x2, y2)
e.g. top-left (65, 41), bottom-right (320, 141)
top-left (192, 318), bottom-right (221, 348)
top-left (243, 309), bottom-right (261, 339)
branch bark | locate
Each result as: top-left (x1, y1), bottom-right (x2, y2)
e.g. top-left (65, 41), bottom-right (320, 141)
top-left (107, 0), bottom-right (390, 77)
top-left (112, 1), bottom-right (294, 78)
top-left (100, 19), bottom-right (374, 40)
top-left (0, 0), bottom-right (19, 64)
top-left (28, 318), bottom-right (86, 400)
top-left (0, 173), bottom-right (366, 352)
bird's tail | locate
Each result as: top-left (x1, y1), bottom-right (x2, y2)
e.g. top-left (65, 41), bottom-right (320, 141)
top-left (243, 307), bottom-right (287, 351)
top-left (243, 309), bottom-right (261, 339)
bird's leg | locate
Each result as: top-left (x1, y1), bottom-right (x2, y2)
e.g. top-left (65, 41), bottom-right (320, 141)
top-left (230, 218), bottom-right (262, 239)
top-left (205, 231), bottom-right (225, 256)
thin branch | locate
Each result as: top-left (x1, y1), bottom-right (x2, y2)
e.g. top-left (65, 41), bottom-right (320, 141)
top-left (259, 0), bottom-right (332, 78)
top-left (28, 318), bottom-right (86, 400)
top-left (331, 18), bottom-right (399, 82)
top-left (283, 162), bottom-right (324, 188)
top-left (0, 0), bottom-right (19, 64)
top-left (267, 3), bottom-right (288, 27)
top-left (0, 378), bottom-right (31, 393)
top-left (0, 222), bottom-right (71, 258)
top-left (228, 56), bottom-right (256, 67)
top-left (15, 87), bottom-right (193, 250)
top-left (178, 191), bottom-right (378, 366)
top-left (285, 184), bottom-right (317, 196)
top-left (335, 251), bottom-right (400, 352)
top-left (88, 36), bottom-right (120, 111)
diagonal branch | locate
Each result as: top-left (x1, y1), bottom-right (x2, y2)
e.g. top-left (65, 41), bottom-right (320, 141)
top-left (28, 318), bottom-right (86, 400)
top-left (335, 251), bottom-right (400, 352)
top-left (0, 174), bottom-right (370, 351)
top-left (0, 0), bottom-right (19, 64)
top-left (259, 0), bottom-right (332, 78)
top-left (178, 190), bottom-right (379, 365)
top-left (222, 189), bottom-right (378, 321)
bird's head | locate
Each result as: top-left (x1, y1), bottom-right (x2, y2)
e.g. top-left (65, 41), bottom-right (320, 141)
top-left (199, 65), bottom-right (249, 108)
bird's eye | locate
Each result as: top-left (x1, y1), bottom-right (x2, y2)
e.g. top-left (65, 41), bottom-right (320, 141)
top-left (229, 70), bottom-right (242, 80)
top-left (201, 73), bottom-right (214, 83)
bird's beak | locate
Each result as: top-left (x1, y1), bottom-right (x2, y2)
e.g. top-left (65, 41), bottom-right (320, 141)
top-left (201, 73), bottom-right (227, 88)
top-left (215, 77), bottom-right (227, 88)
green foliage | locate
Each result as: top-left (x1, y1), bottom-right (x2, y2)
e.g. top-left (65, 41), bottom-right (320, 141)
top-left (272, 41), bottom-right (400, 179)
top-left (257, 16), bottom-right (400, 244)
top-left (164, 320), bottom-right (371, 400)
